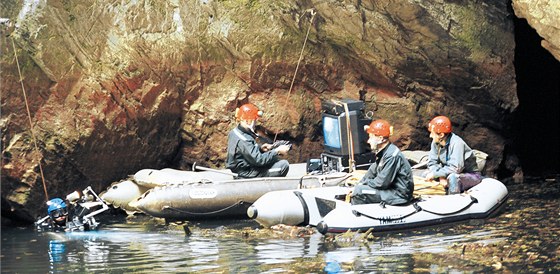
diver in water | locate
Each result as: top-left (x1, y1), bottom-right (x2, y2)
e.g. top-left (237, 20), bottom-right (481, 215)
top-left (42, 198), bottom-right (70, 231)
top-left (36, 187), bottom-right (109, 232)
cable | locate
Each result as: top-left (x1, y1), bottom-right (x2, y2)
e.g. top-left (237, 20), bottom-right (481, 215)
top-left (11, 36), bottom-right (50, 202)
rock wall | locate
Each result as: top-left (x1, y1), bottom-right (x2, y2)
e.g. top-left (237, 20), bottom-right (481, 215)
top-left (1, 0), bottom-right (520, 222)
top-left (512, 0), bottom-right (560, 61)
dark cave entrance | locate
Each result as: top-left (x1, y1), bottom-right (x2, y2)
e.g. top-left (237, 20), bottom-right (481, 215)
top-left (512, 17), bottom-right (560, 177)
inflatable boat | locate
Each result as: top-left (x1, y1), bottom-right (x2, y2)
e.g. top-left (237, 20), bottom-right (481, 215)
top-left (248, 177), bottom-right (508, 234)
top-left (317, 178), bottom-right (507, 234)
top-left (100, 167), bottom-right (236, 213)
top-left (128, 163), bottom-right (351, 221)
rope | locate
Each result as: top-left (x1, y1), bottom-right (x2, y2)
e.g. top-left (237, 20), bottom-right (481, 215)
top-left (11, 36), bottom-right (49, 202)
top-left (353, 196), bottom-right (479, 222)
top-left (162, 200), bottom-right (246, 216)
top-left (352, 203), bottom-right (421, 222)
top-left (421, 196), bottom-right (479, 216)
top-left (273, 9), bottom-right (316, 142)
top-left (195, 0), bottom-right (203, 83)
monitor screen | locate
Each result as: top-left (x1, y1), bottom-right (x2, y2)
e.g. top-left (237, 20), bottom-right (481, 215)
top-left (323, 116), bottom-right (341, 149)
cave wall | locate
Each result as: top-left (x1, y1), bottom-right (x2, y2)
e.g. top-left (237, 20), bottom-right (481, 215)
top-left (1, 0), bottom-right (521, 222)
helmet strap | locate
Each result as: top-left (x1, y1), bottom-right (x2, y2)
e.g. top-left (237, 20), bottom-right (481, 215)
top-left (437, 133), bottom-right (449, 146)
top-left (240, 119), bottom-right (257, 131)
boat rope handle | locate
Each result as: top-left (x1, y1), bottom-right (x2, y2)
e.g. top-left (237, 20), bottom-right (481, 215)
top-left (352, 203), bottom-right (421, 222)
top-left (352, 196), bottom-right (479, 221)
top-left (162, 200), bottom-right (246, 215)
top-left (420, 196), bottom-right (479, 216)
top-left (11, 36), bottom-right (49, 202)
top-left (273, 9), bottom-right (316, 143)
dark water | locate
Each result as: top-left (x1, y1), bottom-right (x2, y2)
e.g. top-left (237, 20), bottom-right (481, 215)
top-left (2, 180), bottom-right (559, 273)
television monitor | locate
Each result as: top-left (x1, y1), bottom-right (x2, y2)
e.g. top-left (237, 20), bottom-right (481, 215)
top-left (322, 116), bottom-right (341, 149)
top-left (322, 111), bottom-right (370, 156)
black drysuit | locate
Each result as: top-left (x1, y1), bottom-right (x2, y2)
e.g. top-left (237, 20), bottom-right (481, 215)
top-left (226, 125), bottom-right (289, 178)
top-left (351, 143), bottom-right (414, 205)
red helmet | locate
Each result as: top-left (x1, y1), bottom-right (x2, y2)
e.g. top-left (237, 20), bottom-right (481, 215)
top-left (366, 119), bottom-right (393, 137)
top-left (236, 103), bottom-right (262, 121)
top-left (428, 116), bottom-right (452, 134)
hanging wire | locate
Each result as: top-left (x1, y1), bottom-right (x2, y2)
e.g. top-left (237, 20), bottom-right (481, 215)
top-left (273, 9), bottom-right (316, 142)
top-left (11, 36), bottom-right (50, 202)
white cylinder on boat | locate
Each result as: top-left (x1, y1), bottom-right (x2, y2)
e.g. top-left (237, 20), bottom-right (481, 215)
top-left (100, 180), bottom-right (150, 213)
top-left (247, 190), bottom-right (306, 227)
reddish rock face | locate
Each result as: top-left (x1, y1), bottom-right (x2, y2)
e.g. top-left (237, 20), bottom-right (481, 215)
top-left (1, 0), bottom-right (525, 221)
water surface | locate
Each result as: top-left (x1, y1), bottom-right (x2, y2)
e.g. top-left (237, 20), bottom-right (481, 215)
top-left (2, 180), bottom-right (558, 273)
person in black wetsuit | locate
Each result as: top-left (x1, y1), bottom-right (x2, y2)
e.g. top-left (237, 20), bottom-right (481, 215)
top-left (226, 103), bottom-right (291, 178)
top-left (350, 119), bottom-right (414, 205)
top-left (35, 188), bottom-right (108, 232)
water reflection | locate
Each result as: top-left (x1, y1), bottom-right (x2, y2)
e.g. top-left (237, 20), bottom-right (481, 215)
top-left (2, 180), bottom-right (559, 273)
top-left (256, 239), bottom-right (304, 264)
top-left (48, 240), bottom-right (65, 265)
top-left (321, 227), bottom-right (509, 272)
top-left (0, 219), bottom-right (544, 273)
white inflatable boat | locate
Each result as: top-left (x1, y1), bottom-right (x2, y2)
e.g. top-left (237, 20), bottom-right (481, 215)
top-left (248, 178), bottom-right (508, 234)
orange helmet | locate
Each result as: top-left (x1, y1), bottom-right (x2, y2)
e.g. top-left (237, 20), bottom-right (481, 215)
top-left (366, 119), bottom-right (393, 137)
top-left (235, 103), bottom-right (262, 121)
top-left (428, 116), bottom-right (452, 134)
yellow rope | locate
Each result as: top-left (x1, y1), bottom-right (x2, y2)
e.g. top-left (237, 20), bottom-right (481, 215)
top-left (11, 36), bottom-right (49, 202)
top-left (274, 9), bottom-right (316, 142)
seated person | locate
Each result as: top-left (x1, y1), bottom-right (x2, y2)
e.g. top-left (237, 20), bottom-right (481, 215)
top-left (351, 120), bottom-right (414, 205)
top-left (226, 103), bottom-right (291, 178)
top-left (424, 115), bottom-right (483, 194)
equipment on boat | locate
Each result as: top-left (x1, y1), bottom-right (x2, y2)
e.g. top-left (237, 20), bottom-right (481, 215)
top-left (316, 178), bottom-right (507, 234)
top-left (320, 99), bottom-right (373, 173)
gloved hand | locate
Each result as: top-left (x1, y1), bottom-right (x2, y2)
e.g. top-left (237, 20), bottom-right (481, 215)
top-left (271, 140), bottom-right (291, 149)
top-left (274, 144), bottom-right (291, 155)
